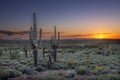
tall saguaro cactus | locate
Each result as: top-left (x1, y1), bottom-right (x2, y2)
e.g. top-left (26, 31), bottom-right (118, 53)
top-left (58, 32), bottom-right (60, 44)
top-left (29, 27), bottom-right (33, 48)
top-left (29, 13), bottom-right (39, 67)
top-left (23, 45), bottom-right (28, 58)
top-left (51, 26), bottom-right (60, 62)
top-left (38, 28), bottom-right (42, 48)
top-left (33, 13), bottom-right (37, 40)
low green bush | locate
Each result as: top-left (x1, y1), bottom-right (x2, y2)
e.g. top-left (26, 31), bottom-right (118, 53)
top-left (39, 73), bottom-right (67, 80)
top-left (90, 70), bottom-right (101, 75)
top-left (51, 63), bottom-right (61, 70)
top-left (10, 52), bottom-right (20, 59)
top-left (19, 67), bottom-right (35, 75)
top-left (65, 71), bottom-right (75, 78)
top-left (0, 68), bottom-right (21, 80)
top-left (66, 60), bottom-right (76, 67)
top-left (76, 66), bottom-right (86, 75)
top-left (35, 65), bottom-right (45, 72)
top-left (96, 50), bottom-right (102, 55)
top-left (98, 74), bottom-right (120, 80)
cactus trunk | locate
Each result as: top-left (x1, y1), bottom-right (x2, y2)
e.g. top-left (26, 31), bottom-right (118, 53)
top-left (43, 47), bottom-right (45, 57)
top-left (53, 47), bottom-right (57, 62)
top-left (24, 47), bottom-right (28, 58)
top-left (33, 48), bottom-right (38, 66)
top-left (38, 28), bottom-right (42, 48)
top-left (48, 54), bottom-right (52, 69)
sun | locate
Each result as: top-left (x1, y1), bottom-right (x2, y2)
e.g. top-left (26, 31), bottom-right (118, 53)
top-left (98, 36), bottom-right (103, 39)
top-left (95, 34), bottom-right (104, 39)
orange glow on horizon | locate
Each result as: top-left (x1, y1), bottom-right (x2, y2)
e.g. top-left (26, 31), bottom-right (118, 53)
top-left (94, 34), bottom-right (105, 39)
top-left (93, 33), bottom-right (120, 39)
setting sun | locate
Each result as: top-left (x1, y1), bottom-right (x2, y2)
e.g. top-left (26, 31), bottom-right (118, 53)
top-left (98, 36), bottom-right (103, 39)
top-left (95, 34), bottom-right (105, 39)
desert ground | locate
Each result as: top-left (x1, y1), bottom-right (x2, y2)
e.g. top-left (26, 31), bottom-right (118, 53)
top-left (0, 39), bottom-right (120, 80)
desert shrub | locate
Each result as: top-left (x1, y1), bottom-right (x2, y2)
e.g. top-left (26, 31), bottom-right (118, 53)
top-left (96, 50), bottom-right (102, 55)
top-left (27, 62), bottom-right (34, 67)
top-left (19, 60), bottom-right (27, 65)
top-left (51, 62), bottom-right (67, 70)
top-left (19, 67), bottom-right (35, 75)
top-left (35, 65), bottom-right (45, 72)
top-left (101, 67), bottom-right (110, 74)
top-left (58, 70), bottom-right (75, 78)
top-left (94, 65), bottom-right (104, 70)
top-left (98, 74), bottom-right (120, 80)
top-left (10, 52), bottom-right (20, 59)
top-left (40, 61), bottom-right (48, 67)
top-left (98, 47), bottom-right (103, 50)
top-left (0, 69), bottom-right (21, 80)
top-left (25, 75), bottom-right (40, 80)
top-left (51, 63), bottom-right (61, 70)
top-left (65, 71), bottom-right (75, 78)
top-left (0, 49), bottom-right (2, 55)
top-left (15, 64), bottom-right (23, 70)
top-left (118, 70), bottom-right (120, 74)
top-left (90, 69), bottom-right (101, 75)
top-left (59, 64), bottom-right (68, 69)
top-left (67, 49), bottom-right (75, 53)
top-left (39, 73), bottom-right (67, 80)
top-left (85, 75), bottom-right (98, 80)
top-left (90, 65), bottom-right (104, 75)
top-left (76, 66), bottom-right (86, 75)
top-left (0, 62), bottom-right (10, 66)
top-left (66, 60), bottom-right (76, 68)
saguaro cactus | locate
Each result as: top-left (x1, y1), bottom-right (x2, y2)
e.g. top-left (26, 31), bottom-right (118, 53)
top-left (38, 28), bottom-right (42, 48)
top-left (0, 49), bottom-right (2, 55)
top-left (23, 45), bottom-right (28, 58)
top-left (58, 32), bottom-right (60, 41)
top-left (29, 27), bottom-right (33, 48)
top-left (9, 47), bottom-right (12, 54)
top-left (29, 13), bottom-right (40, 67)
top-left (42, 46), bottom-right (45, 57)
top-left (51, 26), bottom-right (60, 62)
top-left (48, 53), bottom-right (52, 69)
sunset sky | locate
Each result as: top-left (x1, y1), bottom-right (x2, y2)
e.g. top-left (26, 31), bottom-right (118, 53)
top-left (0, 0), bottom-right (120, 39)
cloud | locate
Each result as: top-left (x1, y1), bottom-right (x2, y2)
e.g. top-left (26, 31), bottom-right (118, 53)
top-left (62, 34), bottom-right (92, 37)
top-left (62, 33), bottom-right (111, 38)
top-left (43, 32), bottom-right (64, 34)
top-left (0, 30), bottom-right (65, 36)
top-left (0, 29), bottom-right (111, 39)
top-left (95, 33), bottom-right (111, 35)
top-left (43, 32), bottom-right (53, 34)
top-left (0, 30), bottom-right (29, 36)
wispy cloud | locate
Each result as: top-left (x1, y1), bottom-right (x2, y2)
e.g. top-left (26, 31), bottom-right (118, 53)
top-left (43, 32), bottom-right (64, 35)
top-left (0, 30), bottom-right (29, 36)
top-left (94, 33), bottom-right (111, 35)
top-left (62, 33), bottom-right (111, 38)
top-left (62, 34), bottom-right (92, 37)
top-left (0, 30), bottom-right (65, 38)
top-left (0, 29), bottom-right (112, 39)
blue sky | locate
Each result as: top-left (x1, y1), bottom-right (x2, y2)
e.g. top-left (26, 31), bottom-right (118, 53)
top-left (0, 0), bottom-right (120, 39)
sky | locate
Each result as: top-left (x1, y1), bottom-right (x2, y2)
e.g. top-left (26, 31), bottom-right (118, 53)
top-left (0, 0), bottom-right (120, 39)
